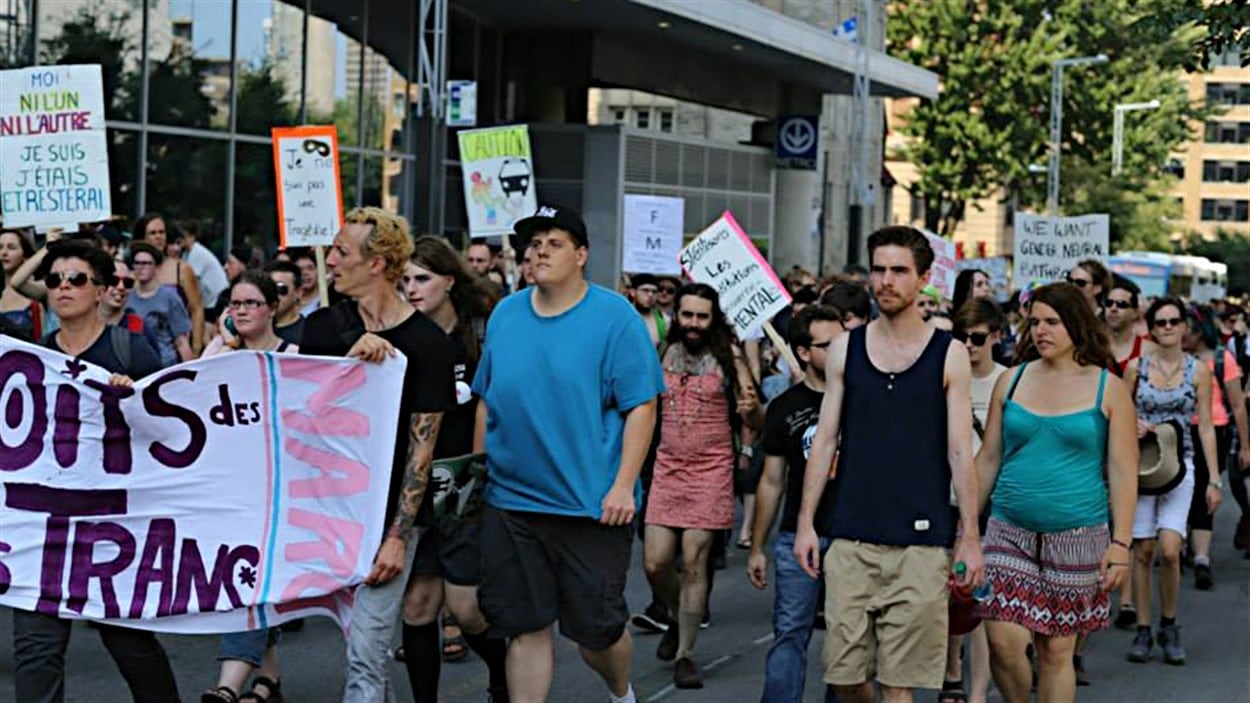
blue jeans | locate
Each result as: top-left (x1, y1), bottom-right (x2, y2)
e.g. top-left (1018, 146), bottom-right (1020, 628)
top-left (761, 531), bottom-right (837, 703)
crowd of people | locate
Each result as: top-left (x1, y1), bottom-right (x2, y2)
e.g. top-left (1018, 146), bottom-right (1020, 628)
top-left (1, 207), bottom-right (1248, 703)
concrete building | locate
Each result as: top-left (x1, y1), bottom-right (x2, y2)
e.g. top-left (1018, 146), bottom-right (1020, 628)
top-left (265, 0), bottom-right (337, 117)
top-left (345, 37), bottom-right (391, 103)
top-left (1173, 49), bottom-right (1250, 239)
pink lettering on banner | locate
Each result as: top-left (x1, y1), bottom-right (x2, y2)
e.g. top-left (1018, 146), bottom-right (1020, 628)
top-left (278, 359), bottom-right (370, 436)
top-left (284, 438), bottom-right (371, 498)
top-left (283, 508), bottom-right (364, 579)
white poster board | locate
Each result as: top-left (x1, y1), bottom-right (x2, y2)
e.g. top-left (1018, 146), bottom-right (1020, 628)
top-left (622, 194), bottom-right (683, 275)
top-left (679, 211), bottom-right (791, 338)
top-left (457, 125), bottom-right (536, 238)
top-left (920, 229), bottom-right (958, 299)
top-left (1013, 213), bottom-right (1110, 284)
top-left (271, 126), bottom-right (343, 248)
top-left (0, 64), bottom-right (111, 227)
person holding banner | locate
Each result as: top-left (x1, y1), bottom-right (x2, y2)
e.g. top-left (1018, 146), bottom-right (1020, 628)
top-left (397, 235), bottom-right (509, 703)
top-left (473, 205), bottom-right (663, 703)
top-left (132, 213), bottom-right (205, 353)
top-left (299, 207), bottom-right (456, 703)
top-left (13, 240), bottom-right (178, 703)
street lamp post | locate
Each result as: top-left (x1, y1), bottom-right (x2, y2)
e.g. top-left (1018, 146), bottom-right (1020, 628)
top-left (1112, 99), bottom-right (1162, 176)
top-left (1048, 54), bottom-right (1109, 215)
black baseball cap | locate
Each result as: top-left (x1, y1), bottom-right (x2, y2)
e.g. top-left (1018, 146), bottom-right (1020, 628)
top-left (514, 205), bottom-right (589, 248)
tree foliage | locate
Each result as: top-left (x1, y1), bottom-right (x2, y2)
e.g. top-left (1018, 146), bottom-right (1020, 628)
top-left (1183, 228), bottom-right (1250, 296)
top-left (1131, 0), bottom-right (1250, 71)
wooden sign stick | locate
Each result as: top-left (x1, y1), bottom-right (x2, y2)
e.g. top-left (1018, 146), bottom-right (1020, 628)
top-left (762, 320), bottom-right (804, 381)
top-left (314, 245), bottom-right (330, 308)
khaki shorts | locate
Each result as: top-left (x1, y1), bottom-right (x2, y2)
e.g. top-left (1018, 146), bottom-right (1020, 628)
top-left (822, 540), bottom-right (949, 689)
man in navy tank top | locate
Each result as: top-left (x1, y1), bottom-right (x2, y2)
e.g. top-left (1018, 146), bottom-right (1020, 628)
top-left (794, 225), bottom-right (986, 703)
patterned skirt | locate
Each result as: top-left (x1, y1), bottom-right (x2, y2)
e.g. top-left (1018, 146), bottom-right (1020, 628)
top-left (977, 517), bottom-right (1110, 638)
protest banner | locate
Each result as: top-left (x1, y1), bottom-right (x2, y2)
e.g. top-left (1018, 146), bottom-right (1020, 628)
top-left (920, 229), bottom-right (958, 299)
top-left (0, 64), bottom-right (111, 228)
top-left (679, 211), bottom-right (800, 375)
top-left (1013, 213), bottom-right (1110, 283)
top-left (957, 256), bottom-right (1012, 302)
top-left (457, 124), bottom-right (537, 238)
top-left (0, 337), bottom-right (405, 633)
top-left (622, 194), bottom-right (683, 275)
top-left (272, 125), bottom-right (343, 306)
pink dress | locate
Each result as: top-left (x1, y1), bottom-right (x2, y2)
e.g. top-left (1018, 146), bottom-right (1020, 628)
top-left (645, 367), bottom-right (737, 530)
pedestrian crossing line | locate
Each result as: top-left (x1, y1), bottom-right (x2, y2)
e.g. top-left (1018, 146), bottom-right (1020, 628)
top-left (644, 654), bottom-right (737, 701)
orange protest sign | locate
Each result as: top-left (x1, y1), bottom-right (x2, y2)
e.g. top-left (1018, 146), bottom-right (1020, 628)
top-left (271, 126), bottom-right (343, 248)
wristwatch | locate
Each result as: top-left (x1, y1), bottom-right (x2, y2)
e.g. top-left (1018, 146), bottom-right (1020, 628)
top-left (1209, 479), bottom-right (1224, 490)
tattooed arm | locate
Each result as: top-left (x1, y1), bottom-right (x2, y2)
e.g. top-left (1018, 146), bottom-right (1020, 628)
top-left (364, 411), bottom-right (443, 586)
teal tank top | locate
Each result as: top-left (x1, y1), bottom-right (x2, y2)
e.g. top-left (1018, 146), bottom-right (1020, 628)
top-left (990, 363), bottom-right (1110, 533)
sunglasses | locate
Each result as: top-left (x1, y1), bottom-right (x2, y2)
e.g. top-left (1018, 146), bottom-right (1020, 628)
top-left (46, 271), bottom-right (100, 288)
top-left (1106, 300), bottom-right (1134, 310)
top-left (113, 276), bottom-right (135, 290)
top-left (659, 286), bottom-right (677, 294)
top-left (1152, 317), bottom-right (1185, 329)
top-left (275, 282), bottom-right (290, 296)
top-left (1064, 273), bottom-right (1091, 288)
top-left (809, 340), bottom-right (833, 350)
top-left (953, 331), bottom-right (991, 346)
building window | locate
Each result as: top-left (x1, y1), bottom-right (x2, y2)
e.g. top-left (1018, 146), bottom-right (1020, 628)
top-left (909, 191), bottom-right (925, 223)
top-left (1200, 199), bottom-right (1250, 222)
top-left (1204, 121), bottom-right (1250, 143)
top-left (1206, 82), bottom-right (1250, 106)
top-left (635, 108), bottom-right (651, 129)
top-left (658, 109), bottom-right (674, 133)
top-left (611, 107), bottom-right (627, 124)
top-left (1164, 158), bottom-right (1185, 179)
top-left (1213, 48), bottom-right (1243, 67)
top-left (1202, 160), bottom-right (1250, 183)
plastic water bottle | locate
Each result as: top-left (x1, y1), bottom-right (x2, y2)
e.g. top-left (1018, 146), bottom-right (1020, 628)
top-left (949, 561), bottom-right (992, 635)
top-left (954, 561), bottom-right (994, 602)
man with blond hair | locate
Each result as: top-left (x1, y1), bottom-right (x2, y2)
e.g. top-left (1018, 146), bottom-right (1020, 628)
top-left (299, 207), bottom-right (457, 702)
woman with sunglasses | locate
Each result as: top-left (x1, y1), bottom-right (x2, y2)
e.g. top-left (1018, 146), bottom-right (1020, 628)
top-left (941, 298), bottom-right (1009, 703)
top-left (975, 283), bottom-right (1137, 703)
top-left (1182, 304), bottom-right (1249, 591)
top-left (1, 227), bottom-right (50, 340)
top-left (1066, 259), bottom-right (1112, 316)
top-left (1124, 297), bottom-right (1220, 666)
top-left (200, 271), bottom-right (295, 703)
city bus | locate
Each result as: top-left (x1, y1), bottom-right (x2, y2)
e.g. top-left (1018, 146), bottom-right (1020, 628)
top-left (1108, 252), bottom-right (1227, 301)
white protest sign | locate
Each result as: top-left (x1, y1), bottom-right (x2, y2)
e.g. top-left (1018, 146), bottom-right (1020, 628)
top-left (679, 211), bottom-right (791, 338)
top-left (0, 64), bottom-right (111, 227)
top-left (272, 126), bottom-right (343, 248)
top-left (0, 338), bottom-right (406, 633)
top-left (920, 229), bottom-right (958, 299)
top-left (457, 124), bottom-right (537, 238)
top-left (622, 194), bottom-right (684, 275)
top-left (1013, 213), bottom-right (1110, 284)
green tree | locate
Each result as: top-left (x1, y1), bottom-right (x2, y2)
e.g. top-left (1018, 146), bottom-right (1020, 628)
top-left (1183, 228), bottom-right (1250, 296)
top-left (1131, 0), bottom-right (1250, 70)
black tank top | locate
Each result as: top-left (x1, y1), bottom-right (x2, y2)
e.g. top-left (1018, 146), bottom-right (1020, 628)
top-left (831, 325), bottom-right (954, 547)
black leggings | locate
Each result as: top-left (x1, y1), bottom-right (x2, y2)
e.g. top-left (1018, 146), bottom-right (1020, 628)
top-left (1188, 424), bottom-right (1239, 531)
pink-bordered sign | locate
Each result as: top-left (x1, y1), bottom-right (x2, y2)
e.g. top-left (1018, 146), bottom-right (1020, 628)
top-left (678, 211), bottom-right (791, 338)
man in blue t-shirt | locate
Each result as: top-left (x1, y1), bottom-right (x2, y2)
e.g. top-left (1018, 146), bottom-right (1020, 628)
top-left (473, 205), bottom-right (664, 703)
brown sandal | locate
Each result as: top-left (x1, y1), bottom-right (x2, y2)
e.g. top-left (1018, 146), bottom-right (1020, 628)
top-left (238, 676), bottom-right (282, 703)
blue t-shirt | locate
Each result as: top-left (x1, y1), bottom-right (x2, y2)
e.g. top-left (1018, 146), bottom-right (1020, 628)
top-left (472, 284), bottom-right (665, 518)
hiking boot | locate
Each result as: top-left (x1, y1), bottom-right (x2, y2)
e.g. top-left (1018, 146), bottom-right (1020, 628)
top-left (1127, 628), bottom-right (1152, 663)
top-left (1195, 563), bottom-right (1213, 591)
top-left (673, 657), bottom-right (704, 689)
top-left (1113, 605), bottom-right (1137, 630)
top-left (631, 601), bottom-right (671, 634)
top-left (656, 621), bottom-right (680, 661)
top-left (1158, 624), bottom-right (1186, 665)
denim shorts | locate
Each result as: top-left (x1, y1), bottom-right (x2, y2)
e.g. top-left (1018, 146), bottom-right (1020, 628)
top-left (219, 627), bottom-right (282, 666)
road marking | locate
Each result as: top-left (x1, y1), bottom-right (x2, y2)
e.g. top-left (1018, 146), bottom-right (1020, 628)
top-left (645, 654), bottom-right (737, 701)
top-left (753, 633), bottom-right (774, 645)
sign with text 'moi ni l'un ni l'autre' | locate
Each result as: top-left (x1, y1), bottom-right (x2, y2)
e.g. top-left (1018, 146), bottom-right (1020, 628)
top-left (272, 125), bottom-right (344, 248)
top-left (0, 338), bottom-right (405, 633)
top-left (1013, 213), bottom-right (1110, 284)
top-left (0, 64), bottom-right (111, 228)
top-left (679, 212), bottom-right (791, 339)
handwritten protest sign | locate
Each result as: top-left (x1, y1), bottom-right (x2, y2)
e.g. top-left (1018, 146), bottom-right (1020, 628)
top-left (0, 64), bottom-right (111, 227)
top-left (920, 229), bottom-right (957, 299)
top-left (272, 125), bottom-right (343, 248)
top-left (1013, 213), bottom-right (1109, 283)
top-left (0, 338), bottom-right (405, 632)
top-left (457, 124), bottom-right (537, 238)
top-left (622, 194), bottom-right (683, 275)
top-left (679, 212), bottom-right (791, 339)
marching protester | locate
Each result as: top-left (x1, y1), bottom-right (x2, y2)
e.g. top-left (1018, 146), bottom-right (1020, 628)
top-left (178, 220), bottom-right (231, 324)
top-left (12, 240), bottom-right (177, 703)
top-left (820, 281), bottom-right (871, 330)
top-left (1125, 298), bottom-right (1221, 666)
top-left (1182, 305), bottom-right (1250, 590)
top-left (98, 260), bottom-right (144, 333)
top-left (747, 305), bottom-right (845, 703)
top-left (1, 227), bottom-right (49, 340)
top-left (132, 213), bottom-right (205, 352)
top-left (465, 241), bottom-right (493, 277)
top-left (397, 235), bottom-right (509, 703)
top-left (973, 282), bottom-right (1137, 703)
top-left (198, 271), bottom-right (297, 703)
top-left (472, 206), bottom-right (663, 703)
top-left (795, 226), bottom-right (984, 703)
top-left (128, 242), bottom-right (196, 367)
top-left (299, 207), bottom-right (456, 702)
top-left (1108, 275), bottom-right (1153, 376)
top-left (289, 248), bottom-right (322, 318)
top-left (952, 268), bottom-right (992, 313)
top-left (263, 260), bottom-right (307, 345)
top-left (627, 273), bottom-right (668, 351)
top-left (656, 275), bottom-right (679, 318)
top-left (1067, 259), bottom-right (1112, 317)
top-left (643, 282), bottom-right (762, 688)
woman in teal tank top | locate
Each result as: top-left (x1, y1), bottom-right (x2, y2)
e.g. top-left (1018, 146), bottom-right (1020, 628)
top-left (974, 283), bottom-right (1139, 703)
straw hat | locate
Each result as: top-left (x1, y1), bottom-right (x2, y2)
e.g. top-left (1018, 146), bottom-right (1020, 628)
top-left (1138, 420), bottom-right (1186, 496)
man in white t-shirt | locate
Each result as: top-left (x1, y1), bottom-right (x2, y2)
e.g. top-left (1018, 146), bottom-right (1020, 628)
top-left (179, 221), bottom-right (229, 311)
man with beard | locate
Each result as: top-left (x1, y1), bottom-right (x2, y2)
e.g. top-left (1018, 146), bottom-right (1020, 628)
top-left (642, 283), bottom-right (762, 688)
top-left (747, 305), bottom-right (845, 703)
top-left (795, 226), bottom-right (983, 703)
top-left (629, 273), bottom-right (668, 351)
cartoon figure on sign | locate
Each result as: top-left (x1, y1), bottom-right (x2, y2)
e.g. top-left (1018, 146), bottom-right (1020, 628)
top-left (469, 172), bottom-right (501, 225)
top-left (498, 158), bottom-right (532, 219)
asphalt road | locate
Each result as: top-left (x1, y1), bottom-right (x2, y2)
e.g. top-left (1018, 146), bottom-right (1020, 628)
top-left (2, 507), bottom-right (1248, 702)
